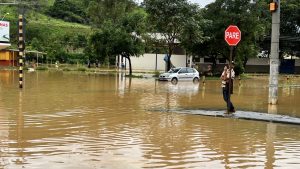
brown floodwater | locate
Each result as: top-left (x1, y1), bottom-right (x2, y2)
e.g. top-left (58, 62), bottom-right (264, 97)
top-left (0, 70), bottom-right (300, 169)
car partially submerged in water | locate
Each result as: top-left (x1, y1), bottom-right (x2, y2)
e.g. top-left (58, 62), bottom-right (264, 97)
top-left (158, 67), bottom-right (200, 84)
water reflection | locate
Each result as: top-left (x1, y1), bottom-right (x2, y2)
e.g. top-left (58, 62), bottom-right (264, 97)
top-left (268, 104), bottom-right (278, 114)
top-left (201, 83), bottom-right (206, 99)
top-left (0, 71), bottom-right (299, 168)
top-left (265, 122), bottom-right (276, 169)
top-left (162, 82), bottom-right (200, 96)
top-left (16, 91), bottom-right (26, 166)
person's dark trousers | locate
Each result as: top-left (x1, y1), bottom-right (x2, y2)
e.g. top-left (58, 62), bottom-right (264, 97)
top-left (222, 87), bottom-right (235, 112)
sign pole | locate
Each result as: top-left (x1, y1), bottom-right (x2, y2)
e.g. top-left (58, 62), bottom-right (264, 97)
top-left (228, 46), bottom-right (233, 112)
top-left (224, 25), bottom-right (241, 113)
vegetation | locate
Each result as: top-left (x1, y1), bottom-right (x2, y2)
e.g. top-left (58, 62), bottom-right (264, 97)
top-left (47, 0), bottom-right (87, 24)
top-left (87, 0), bottom-right (146, 75)
top-left (200, 0), bottom-right (271, 74)
top-left (35, 66), bottom-right (48, 70)
top-left (144, 0), bottom-right (207, 71)
top-left (0, 0), bottom-right (299, 75)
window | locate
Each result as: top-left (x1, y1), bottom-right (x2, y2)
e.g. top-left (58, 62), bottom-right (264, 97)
top-left (187, 68), bottom-right (195, 73)
top-left (168, 68), bottom-right (181, 73)
top-left (204, 58), bottom-right (214, 63)
top-left (219, 58), bottom-right (226, 63)
top-left (179, 68), bottom-right (188, 74)
top-left (194, 57), bottom-right (200, 62)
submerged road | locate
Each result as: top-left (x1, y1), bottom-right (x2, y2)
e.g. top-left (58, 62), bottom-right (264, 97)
top-left (171, 109), bottom-right (300, 125)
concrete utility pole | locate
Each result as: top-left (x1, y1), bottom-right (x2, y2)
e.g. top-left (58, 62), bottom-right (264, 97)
top-left (268, 0), bottom-right (280, 104)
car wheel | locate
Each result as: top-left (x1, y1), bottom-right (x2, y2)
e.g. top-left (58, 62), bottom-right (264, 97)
top-left (171, 78), bottom-right (178, 84)
top-left (193, 77), bottom-right (199, 83)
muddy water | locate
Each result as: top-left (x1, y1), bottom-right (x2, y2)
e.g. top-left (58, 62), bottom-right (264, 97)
top-left (0, 70), bottom-right (300, 169)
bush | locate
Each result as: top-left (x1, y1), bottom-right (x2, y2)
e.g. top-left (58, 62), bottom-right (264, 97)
top-left (62, 67), bottom-right (71, 71)
top-left (234, 62), bottom-right (245, 76)
top-left (153, 71), bottom-right (160, 77)
top-left (77, 67), bottom-right (86, 71)
top-left (36, 66), bottom-right (48, 70)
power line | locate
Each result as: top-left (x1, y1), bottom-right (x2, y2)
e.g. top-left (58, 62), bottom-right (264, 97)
top-left (0, 0), bottom-right (17, 5)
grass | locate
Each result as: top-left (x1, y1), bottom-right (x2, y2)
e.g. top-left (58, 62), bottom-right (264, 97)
top-left (35, 66), bottom-right (48, 71)
top-left (77, 67), bottom-right (87, 72)
top-left (4, 64), bottom-right (300, 80)
top-left (153, 71), bottom-right (161, 77)
top-left (125, 74), bottom-right (143, 78)
top-left (28, 12), bottom-right (91, 30)
top-left (62, 68), bottom-right (71, 71)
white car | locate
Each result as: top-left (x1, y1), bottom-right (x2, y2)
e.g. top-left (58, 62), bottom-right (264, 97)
top-left (158, 67), bottom-right (200, 84)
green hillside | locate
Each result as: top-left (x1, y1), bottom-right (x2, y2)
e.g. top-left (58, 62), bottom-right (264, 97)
top-left (0, 0), bottom-right (91, 64)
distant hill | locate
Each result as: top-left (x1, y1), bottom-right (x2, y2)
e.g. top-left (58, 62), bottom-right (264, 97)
top-left (1, 0), bottom-right (91, 62)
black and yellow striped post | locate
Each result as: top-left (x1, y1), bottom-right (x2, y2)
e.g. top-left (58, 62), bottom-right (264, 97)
top-left (18, 15), bottom-right (25, 88)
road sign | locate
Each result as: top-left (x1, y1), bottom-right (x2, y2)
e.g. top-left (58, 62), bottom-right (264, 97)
top-left (224, 25), bottom-right (241, 46)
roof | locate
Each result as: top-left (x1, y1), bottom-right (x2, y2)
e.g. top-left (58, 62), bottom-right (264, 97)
top-left (0, 43), bottom-right (11, 50)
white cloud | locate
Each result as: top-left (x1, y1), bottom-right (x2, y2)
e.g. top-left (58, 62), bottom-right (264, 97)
top-left (188, 0), bottom-right (215, 7)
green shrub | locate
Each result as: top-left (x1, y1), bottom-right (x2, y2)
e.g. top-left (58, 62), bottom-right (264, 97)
top-left (77, 67), bottom-right (86, 71)
top-left (36, 66), bottom-right (48, 70)
top-left (234, 62), bottom-right (245, 76)
top-left (153, 71), bottom-right (160, 77)
top-left (62, 67), bottom-right (71, 71)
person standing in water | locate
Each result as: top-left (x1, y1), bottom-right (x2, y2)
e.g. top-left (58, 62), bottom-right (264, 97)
top-left (220, 65), bottom-right (235, 113)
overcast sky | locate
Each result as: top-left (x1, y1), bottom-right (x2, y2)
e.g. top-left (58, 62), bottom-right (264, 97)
top-left (188, 0), bottom-right (215, 7)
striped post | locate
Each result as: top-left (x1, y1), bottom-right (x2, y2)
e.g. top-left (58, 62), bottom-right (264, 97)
top-left (18, 15), bottom-right (25, 88)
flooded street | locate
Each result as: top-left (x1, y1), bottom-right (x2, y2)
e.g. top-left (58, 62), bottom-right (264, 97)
top-left (0, 70), bottom-right (300, 169)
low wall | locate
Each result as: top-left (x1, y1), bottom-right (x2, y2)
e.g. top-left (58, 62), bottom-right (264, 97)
top-left (245, 65), bottom-right (270, 73)
top-left (197, 58), bottom-right (300, 74)
top-left (124, 54), bottom-right (187, 71)
top-left (127, 56), bottom-right (300, 74)
top-left (0, 60), bottom-right (17, 66)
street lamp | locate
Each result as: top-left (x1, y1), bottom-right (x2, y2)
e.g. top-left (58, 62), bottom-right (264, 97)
top-left (1, 12), bottom-right (9, 21)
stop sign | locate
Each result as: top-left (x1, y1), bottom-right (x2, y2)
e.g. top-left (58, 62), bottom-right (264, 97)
top-left (224, 25), bottom-right (241, 46)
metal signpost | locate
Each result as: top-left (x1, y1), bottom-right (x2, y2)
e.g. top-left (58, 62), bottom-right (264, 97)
top-left (224, 25), bottom-right (241, 112)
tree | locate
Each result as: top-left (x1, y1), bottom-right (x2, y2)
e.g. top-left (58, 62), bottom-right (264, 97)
top-left (281, 0), bottom-right (300, 36)
top-left (47, 0), bottom-right (87, 24)
top-left (202, 0), bottom-right (270, 74)
top-left (17, 0), bottom-right (49, 13)
top-left (87, 0), bottom-right (137, 27)
top-left (144, 0), bottom-right (203, 71)
top-left (89, 9), bottom-right (147, 75)
top-left (279, 0), bottom-right (300, 56)
top-left (118, 8), bottom-right (147, 75)
top-left (179, 4), bottom-right (209, 58)
top-left (257, 0), bottom-right (300, 59)
top-left (89, 22), bottom-right (114, 67)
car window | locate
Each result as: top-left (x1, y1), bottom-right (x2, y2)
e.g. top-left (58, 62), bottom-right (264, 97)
top-left (187, 68), bottom-right (195, 73)
top-left (168, 68), bottom-right (181, 73)
top-left (179, 68), bottom-right (188, 74)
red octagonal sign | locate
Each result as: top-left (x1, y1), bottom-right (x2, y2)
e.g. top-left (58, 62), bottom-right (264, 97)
top-left (225, 25), bottom-right (241, 46)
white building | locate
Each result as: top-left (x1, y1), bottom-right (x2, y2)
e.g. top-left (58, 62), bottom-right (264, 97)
top-left (116, 33), bottom-right (194, 72)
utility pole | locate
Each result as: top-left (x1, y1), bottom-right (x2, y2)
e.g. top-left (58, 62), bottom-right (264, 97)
top-left (268, 0), bottom-right (280, 104)
top-left (18, 14), bottom-right (25, 88)
top-left (0, 1), bottom-right (17, 5)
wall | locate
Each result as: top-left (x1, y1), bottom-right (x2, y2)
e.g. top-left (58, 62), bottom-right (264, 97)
top-left (196, 58), bottom-right (300, 74)
top-left (119, 55), bottom-right (300, 74)
top-left (121, 54), bottom-right (187, 71)
top-left (0, 50), bottom-right (19, 66)
top-left (295, 60), bottom-right (300, 74)
top-left (245, 58), bottom-right (270, 73)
